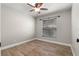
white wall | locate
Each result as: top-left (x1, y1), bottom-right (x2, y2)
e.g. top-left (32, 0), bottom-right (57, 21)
top-left (0, 4), bottom-right (1, 42)
top-left (0, 4), bottom-right (1, 56)
top-left (35, 9), bottom-right (72, 44)
top-left (72, 4), bottom-right (79, 56)
top-left (1, 4), bottom-right (35, 47)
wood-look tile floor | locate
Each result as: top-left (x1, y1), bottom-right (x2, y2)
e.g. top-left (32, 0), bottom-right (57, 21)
top-left (1, 40), bottom-right (73, 56)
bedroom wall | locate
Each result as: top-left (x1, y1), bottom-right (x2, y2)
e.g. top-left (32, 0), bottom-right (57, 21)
top-left (72, 3), bottom-right (79, 56)
top-left (0, 4), bottom-right (1, 42)
top-left (1, 4), bottom-right (35, 47)
top-left (35, 9), bottom-right (72, 44)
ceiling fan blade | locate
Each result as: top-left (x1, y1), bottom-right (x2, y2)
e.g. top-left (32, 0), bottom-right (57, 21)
top-left (27, 3), bottom-right (35, 7)
top-left (29, 9), bottom-right (34, 12)
top-left (40, 8), bottom-right (48, 10)
top-left (35, 3), bottom-right (43, 8)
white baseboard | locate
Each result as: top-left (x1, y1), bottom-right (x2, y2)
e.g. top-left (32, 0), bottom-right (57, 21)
top-left (70, 45), bottom-right (75, 56)
top-left (1, 38), bottom-right (75, 56)
top-left (1, 38), bottom-right (71, 50)
top-left (36, 38), bottom-right (71, 47)
top-left (36, 38), bottom-right (75, 56)
top-left (1, 39), bottom-right (35, 50)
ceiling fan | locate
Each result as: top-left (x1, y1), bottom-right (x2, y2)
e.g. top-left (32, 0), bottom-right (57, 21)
top-left (27, 3), bottom-right (48, 14)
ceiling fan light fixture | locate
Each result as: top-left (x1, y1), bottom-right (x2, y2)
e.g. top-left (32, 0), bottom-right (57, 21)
top-left (34, 8), bottom-right (40, 12)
